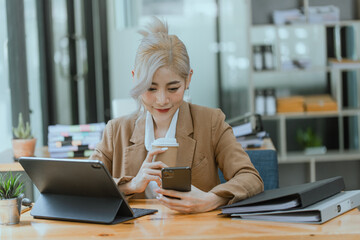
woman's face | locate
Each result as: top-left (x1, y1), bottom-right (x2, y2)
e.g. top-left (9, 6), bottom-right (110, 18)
top-left (141, 67), bottom-right (191, 127)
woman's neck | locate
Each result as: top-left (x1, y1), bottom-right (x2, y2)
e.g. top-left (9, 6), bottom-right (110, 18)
top-left (153, 119), bottom-right (171, 139)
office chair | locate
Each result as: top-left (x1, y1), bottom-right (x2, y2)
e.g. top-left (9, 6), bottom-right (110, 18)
top-left (111, 98), bottom-right (138, 118)
top-left (218, 149), bottom-right (279, 190)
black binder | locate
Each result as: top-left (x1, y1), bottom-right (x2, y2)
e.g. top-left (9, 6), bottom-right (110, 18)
top-left (19, 157), bottom-right (157, 224)
top-left (221, 176), bottom-right (345, 215)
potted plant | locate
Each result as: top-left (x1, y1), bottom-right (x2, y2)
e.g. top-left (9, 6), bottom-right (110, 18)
top-left (12, 112), bottom-right (37, 160)
top-left (296, 127), bottom-right (327, 155)
top-left (0, 172), bottom-right (24, 225)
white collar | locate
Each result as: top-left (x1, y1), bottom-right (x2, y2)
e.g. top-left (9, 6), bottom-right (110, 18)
top-left (144, 109), bottom-right (179, 151)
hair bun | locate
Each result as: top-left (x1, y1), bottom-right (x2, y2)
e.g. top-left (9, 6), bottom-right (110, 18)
top-left (138, 16), bottom-right (168, 37)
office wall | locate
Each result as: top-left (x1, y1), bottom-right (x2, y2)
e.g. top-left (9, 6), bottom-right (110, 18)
top-left (107, 0), bottom-right (219, 110)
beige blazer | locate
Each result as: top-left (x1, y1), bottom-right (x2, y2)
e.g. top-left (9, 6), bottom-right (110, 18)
top-left (90, 102), bottom-right (263, 204)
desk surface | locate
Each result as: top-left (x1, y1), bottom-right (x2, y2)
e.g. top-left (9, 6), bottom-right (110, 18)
top-left (1, 199), bottom-right (360, 239)
top-left (0, 147), bottom-right (50, 171)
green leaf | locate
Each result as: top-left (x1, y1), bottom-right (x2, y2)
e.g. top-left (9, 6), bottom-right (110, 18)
top-left (0, 171), bottom-right (24, 199)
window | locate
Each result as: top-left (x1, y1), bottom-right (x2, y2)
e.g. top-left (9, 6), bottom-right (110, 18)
top-left (0, 0), bottom-right (12, 152)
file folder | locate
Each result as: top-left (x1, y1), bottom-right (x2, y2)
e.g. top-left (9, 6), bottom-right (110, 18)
top-left (231, 190), bottom-right (360, 224)
top-left (19, 157), bottom-right (157, 224)
top-left (221, 176), bottom-right (345, 214)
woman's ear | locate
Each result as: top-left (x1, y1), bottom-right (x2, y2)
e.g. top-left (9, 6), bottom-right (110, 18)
top-left (186, 69), bottom-right (193, 89)
top-left (131, 70), bottom-right (135, 78)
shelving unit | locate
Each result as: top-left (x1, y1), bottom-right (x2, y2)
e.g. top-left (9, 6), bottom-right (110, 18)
top-left (252, 16), bottom-right (360, 181)
top-left (220, 0), bottom-right (360, 184)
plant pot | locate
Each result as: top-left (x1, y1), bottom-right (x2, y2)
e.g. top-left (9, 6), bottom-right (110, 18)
top-left (12, 138), bottom-right (37, 160)
top-left (0, 198), bottom-right (20, 225)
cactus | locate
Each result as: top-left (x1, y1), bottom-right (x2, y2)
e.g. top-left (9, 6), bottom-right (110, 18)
top-left (12, 113), bottom-right (33, 139)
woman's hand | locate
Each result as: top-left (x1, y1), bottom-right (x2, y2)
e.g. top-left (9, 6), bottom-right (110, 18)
top-left (154, 185), bottom-right (228, 213)
top-left (119, 148), bottom-right (168, 195)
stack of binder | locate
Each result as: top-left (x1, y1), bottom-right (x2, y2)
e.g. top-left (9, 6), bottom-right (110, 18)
top-left (221, 176), bottom-right (360, 224)
top-left (48, 122), bottom-right (105, 158)
top-left (228, 113), bottom-right (267, 148)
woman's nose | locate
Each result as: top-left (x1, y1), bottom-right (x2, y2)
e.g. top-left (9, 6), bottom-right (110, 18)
top-left (156, 90), bottom-right (169, 105)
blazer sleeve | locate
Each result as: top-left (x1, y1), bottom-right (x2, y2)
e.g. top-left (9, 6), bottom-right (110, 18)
top-left (209, 109), bottom-right (264, 205)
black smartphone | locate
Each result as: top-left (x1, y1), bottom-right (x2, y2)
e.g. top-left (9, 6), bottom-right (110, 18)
top-left (161, 167), bottom-right (191, 192)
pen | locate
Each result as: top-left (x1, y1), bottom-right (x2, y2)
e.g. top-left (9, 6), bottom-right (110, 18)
top-left (21, 206), bottom-right (32, 215)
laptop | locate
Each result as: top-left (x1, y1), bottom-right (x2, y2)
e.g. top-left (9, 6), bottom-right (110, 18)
top-left (19, 157), bottom-right (158, 224)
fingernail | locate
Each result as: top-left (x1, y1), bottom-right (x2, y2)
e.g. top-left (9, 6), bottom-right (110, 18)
top-left (161, 147), bottom-right (168, 151)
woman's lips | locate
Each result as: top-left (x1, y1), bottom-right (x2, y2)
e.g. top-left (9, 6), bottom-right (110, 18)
top-left (156, 108), bottom-right (170, 113)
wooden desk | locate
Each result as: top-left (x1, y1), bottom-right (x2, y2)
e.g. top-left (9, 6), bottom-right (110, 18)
top-left (2, 200), bottom-right (360, 239)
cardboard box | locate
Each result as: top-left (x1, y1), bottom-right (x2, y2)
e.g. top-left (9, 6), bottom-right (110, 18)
top-left (304, 95), bottom-right (338, 112)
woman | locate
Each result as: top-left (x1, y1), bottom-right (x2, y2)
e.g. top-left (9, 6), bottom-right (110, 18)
top-left (90, 17), bottom-right (263, 213)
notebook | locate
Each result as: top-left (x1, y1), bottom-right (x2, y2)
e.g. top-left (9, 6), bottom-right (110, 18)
top-left (19, 157), bottom-right (157, 224)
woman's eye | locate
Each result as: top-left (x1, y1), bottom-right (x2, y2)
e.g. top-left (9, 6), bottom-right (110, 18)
top-left (148, 88), bottom-right (156, 92)
top-left (169, 87), bottom-right (179, 92)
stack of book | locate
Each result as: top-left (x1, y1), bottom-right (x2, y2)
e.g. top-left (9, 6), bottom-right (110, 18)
top-left (220, 176), bottom-right (360, 224)
top-left (48, 122), bottom-right (105, 158)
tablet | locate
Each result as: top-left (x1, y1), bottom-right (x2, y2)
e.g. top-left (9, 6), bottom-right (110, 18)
top-left (19, 157), bottom-right (157, 224)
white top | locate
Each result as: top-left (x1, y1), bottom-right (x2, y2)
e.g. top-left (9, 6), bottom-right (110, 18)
top-left (144, 109), bottom-right (179, 198)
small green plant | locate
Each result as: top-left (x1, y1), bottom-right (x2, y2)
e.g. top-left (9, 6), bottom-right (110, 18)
top-left (296, 127), bottom-right (322, 149)
top-left (13, 112), bottom-right (33, 139)
top-left (0, 172), bottom-right (24, 199)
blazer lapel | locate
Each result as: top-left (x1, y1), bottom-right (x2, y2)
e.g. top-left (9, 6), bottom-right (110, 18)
top-left (175, 102), bottom-right (196, 167)
top-left (123, 116), bottom-right (148, 176)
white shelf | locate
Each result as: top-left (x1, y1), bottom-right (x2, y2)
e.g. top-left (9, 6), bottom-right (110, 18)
top-left (252, 66), bottom-right (360, 75)
top-left (252, 20), bottom-right (360, 29)
top-left (262, 109), bottom-right (360, 120)
top-left (252, 68), bottom-right (329, 75)
top-left (278, 150), bottom-right (360, 164)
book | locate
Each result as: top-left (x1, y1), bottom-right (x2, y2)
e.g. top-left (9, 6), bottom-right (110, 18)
top-left (48, 144), bottom-right (97, 153)
top-left (49, 139), bottom-right (100, 148)
top-left (47, 132), bottom-right (102, 142)
top-left (221, 176), bottom-right (345, 215)
top-left (49, 150), bottom-right (95, 158)
top-left (231, 190), bottom-right (360, 224)
top-left (48, 122), bottom-right (105, 134)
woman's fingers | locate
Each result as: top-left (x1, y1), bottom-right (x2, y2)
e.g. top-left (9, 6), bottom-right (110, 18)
top-left (157, 195), bottom-right (192, 213)
top-left (143, 168), bottom-right (162, 177)
top-left (147, 161), bottom-right (168, 169)
top-left (145, 148), bottom-right (168, 163)
top-left (155, 188), bottom-right (182, 199)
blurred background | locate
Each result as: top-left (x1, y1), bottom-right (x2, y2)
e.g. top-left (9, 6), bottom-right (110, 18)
top-left (1, 0), bottom-right (360, 189)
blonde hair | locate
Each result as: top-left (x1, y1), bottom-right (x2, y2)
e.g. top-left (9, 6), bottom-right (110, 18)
top-left (130, 17), bottom-right (191, 102)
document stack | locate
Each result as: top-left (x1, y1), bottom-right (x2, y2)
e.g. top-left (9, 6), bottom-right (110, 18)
top-left (228, 113), bottom-right (267, 148)
top-left (221, 176), bottom-right (360, 224)
top-left (47, 122), bottom-right (105, 158)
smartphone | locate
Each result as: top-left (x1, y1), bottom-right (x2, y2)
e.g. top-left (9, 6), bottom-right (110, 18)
top-left (161, 167), bottom-right (191, 192)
